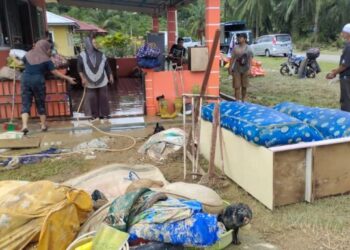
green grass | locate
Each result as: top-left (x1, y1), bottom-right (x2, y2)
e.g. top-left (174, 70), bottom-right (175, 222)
top-left (220, 56), bottom-right (340, 108)
top-left (218, 178), bottom-right (350, 249)
top-left (0, 157), bottom-right (86, 181)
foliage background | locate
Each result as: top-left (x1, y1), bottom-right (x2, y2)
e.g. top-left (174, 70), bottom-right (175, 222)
top-left (48, 0), bottom-right (350, 51)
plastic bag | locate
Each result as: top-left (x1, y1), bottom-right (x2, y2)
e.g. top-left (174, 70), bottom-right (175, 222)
top-left (136, 43), bottom-right (161, 59)
top-left (9, 49), bottom-right (27, 60)
top-left (137, 57), bottom-right (160, 69)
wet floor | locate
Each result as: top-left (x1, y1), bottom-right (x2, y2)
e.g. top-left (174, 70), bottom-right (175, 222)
top-left (71, 77), bottom-right (144, 118)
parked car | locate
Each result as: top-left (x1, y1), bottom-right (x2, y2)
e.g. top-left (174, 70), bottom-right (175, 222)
top-left (251, 34), bottom-right (292, 57)
top-left (183, 37), bottom-right (201, 48)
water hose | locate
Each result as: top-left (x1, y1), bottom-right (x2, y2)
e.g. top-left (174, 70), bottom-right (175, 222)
top-left (0, 84), bottom-right (137, 159)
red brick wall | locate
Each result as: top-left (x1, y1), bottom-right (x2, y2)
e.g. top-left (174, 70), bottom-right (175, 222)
top-left (167, 6), bottom-right (177, 52)
top-left (205, 0), bottom-right (220, 96)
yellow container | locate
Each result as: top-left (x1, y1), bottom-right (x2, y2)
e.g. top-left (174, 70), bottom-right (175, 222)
top-left (174, 97), bottom-right (183, 114)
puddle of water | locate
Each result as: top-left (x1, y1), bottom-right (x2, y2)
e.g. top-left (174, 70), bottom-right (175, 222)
top-left (109, 117), bottom-right (145, 125)
top-left (70, 78), bottom-right (144, 118)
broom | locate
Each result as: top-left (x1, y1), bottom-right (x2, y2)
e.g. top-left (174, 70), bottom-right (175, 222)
top-left (2, 65), bottom-right (20, 132)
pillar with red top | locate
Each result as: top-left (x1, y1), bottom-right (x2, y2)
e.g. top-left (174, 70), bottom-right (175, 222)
top-left (167, 6), bottom-right (177, 51)
top-left (152, 15), bottom-right (160, 33)
top-left (205, 0), bottom-right (220, 96)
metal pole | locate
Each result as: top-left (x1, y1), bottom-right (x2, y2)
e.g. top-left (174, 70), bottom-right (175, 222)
top-left (183, 95), bottom-right (187, 180)
top-left (191, 96), bottom-right (195, 178)
top-left (195, 97), bottom-right (203, 174)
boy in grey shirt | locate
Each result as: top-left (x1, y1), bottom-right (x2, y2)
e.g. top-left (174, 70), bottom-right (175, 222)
top-left (229, 33), bottom-right (253, 102)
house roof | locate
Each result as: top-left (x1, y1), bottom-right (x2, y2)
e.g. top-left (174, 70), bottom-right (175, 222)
top-left (47, 0), bottom-right (192, 16)
top-left (64, 16), bottom-right (108, 34)
top-left (46, 11), bottom-right (77, 26)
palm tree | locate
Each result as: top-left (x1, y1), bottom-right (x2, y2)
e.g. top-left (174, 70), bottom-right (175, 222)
top-left (234, 0), bottom-right (273, 37)
top-left (185, 0), bottom-right (206, 42)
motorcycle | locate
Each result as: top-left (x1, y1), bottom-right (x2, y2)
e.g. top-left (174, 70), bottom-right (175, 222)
top-left (280, 48), bottom-right (321, 78)
top-left (280, 53), bottom-right (305, 76)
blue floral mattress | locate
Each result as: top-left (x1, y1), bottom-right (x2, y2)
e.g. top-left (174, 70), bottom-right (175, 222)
top-left (201, 101), bottom-right (324, 147)
top-left (274, 102), bottom-right (350, 139)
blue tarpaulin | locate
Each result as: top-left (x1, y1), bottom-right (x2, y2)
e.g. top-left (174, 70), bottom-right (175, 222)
top-left (0, 148), bottom-right (61, 167)
top-left (128, 200), bottom-right (220, 247)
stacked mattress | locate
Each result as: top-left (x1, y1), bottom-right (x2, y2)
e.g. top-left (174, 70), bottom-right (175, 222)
top-left (274, 102), bottom-right (350, 139)
top-left (202, 101), bottom-right (350, 147)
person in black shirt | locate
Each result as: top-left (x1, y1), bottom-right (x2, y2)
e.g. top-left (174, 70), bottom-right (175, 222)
top-left (168, 37), bottom-right (186, 68)
top-left (327, 24), bottom-right (350, 111)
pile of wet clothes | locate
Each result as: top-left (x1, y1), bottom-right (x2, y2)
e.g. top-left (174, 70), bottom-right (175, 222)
top-left (99, 188), bottom-right (223, 248)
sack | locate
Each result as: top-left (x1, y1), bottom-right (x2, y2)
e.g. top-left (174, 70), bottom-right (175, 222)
top-left (0, 66), bottom-right (21, 80)
top-left (136, 43), bottom-right (161, 59)
top-left (51, 54), bottom-right (69, 69)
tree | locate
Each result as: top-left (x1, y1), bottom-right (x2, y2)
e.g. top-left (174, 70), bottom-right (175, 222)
top-left (233, 0), bottom-right (273, 37)
top-left (185, 0), bottom-right (206, 42)
top-left (96, 32), bottom-right (130, 57)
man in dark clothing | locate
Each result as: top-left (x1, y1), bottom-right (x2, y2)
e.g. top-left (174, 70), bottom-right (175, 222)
top-left (327, 23), bottom-right (350, 111)
top-left (168, 37), bottom-right (186, 68)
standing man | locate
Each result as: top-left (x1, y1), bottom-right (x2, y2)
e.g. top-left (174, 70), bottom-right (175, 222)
top-left (228, 33), bottom-right (253, 102)
top-left (327, 24), bottom-right (350, 112)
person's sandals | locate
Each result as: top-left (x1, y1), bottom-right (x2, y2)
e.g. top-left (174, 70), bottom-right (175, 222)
top-left (41, 126), bottom-right (48, 132)
top-left (21, 128), bottom-right (29, 135)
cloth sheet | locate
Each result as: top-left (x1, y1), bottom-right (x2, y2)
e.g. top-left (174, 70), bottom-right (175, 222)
top-left (274, 102), bottom-right (350, 139)
top-left (0, 180), bottom-right (92, 250)
top-left (202, 101), bottom-right (324, 147)
top-left (104, 189), bottom-right (221, 247)
top-left (138, 128), bottom-right (185, 162)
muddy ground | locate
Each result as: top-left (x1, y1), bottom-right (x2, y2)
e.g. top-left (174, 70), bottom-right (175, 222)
top-left (1, 124), bottom-right (350, 250)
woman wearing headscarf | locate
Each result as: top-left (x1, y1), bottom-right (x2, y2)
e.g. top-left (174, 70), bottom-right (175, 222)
top-left (21, 39), bottom-right (76, 134)
top-left (77, 35), bottom-right (114, 122)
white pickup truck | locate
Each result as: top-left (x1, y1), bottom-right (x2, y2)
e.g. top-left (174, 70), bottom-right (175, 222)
top-left (183, 37), bottom-right (201, 48)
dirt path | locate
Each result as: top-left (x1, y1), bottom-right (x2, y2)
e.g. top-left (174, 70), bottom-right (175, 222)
top-left (295, 52), bottom-right (339, 63)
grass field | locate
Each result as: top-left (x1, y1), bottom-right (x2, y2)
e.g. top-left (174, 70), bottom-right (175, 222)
top-left (220, 56), bottom-right (350, 249)
top-left (220, 56), bottom-right (340, 109)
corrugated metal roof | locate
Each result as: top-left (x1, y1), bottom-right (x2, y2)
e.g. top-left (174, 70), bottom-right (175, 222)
top-left (46, 11), bottom-right (77, 26)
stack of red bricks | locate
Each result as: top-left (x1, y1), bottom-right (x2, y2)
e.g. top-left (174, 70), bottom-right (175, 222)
top-left (0, 79), bottom-right (71, 120)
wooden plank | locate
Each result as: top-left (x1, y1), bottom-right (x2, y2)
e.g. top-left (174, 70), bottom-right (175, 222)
top-left (305, 148), bottom-right (313, 202)
top-left (208, 103), bottom-right (219, 178)
top-left (273, 149), bottom-right (306, 207)
top-left (188, 29), bottom-right (220, 149)
top-left (200, 120), bottom-right (274, 210)
top-left (0, 137), bottom-right (41, 149)
top-left (313, 143), bottom-right (350, 199)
